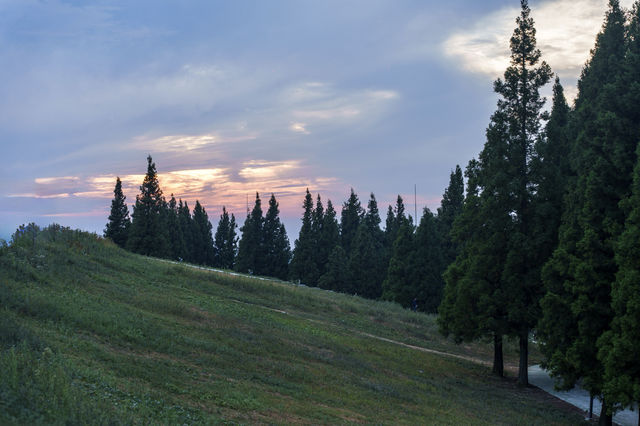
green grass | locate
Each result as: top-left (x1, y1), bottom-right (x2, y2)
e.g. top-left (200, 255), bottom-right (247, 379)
top-left (0, 226), bottom-right (584, 424)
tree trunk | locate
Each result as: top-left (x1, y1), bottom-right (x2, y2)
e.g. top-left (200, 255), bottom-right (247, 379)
top-left (518, 331), bottom-right (529, 386)
top-left (598, 397), bottom-right (612, 426)
top-left (493, 333), bottom-right (504, 377)
top-left (589, 393), bottom-right (593, 420)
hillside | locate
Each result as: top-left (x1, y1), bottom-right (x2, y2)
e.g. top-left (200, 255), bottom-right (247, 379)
top-left (0, 226), bottom-right (585, 424)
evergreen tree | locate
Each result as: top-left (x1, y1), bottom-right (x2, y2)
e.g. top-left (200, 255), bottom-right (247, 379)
top-left (236, 193), bottom-right (264, 274)
top-left (347, 193), bottom-right (385, 299)
top-left (262, 194), bottom-right (291, 280)
top-left (317, 199), bottom-right (340, 284)
top-left (311, 194), bottom-right (326, 276)
top-left (488, 0), bottom-right (553, 386)
top-left (166, 195), bottom-right (186, 261)
top-left (439, 113), bottom-right (514, 378)
top-left (539, 2), bottom-right (630, 418)
top-left (127, 155), bottom-right (170, 258)
top-left (214, 206), bottom-right (237, 269)
top-left (104, 177), bottom-right (131, 248)
top-left (290, 189), bottom-right (319, 285)
top-left (340, 189), bottom-right (364, 256)
top-left (413, 208), bottom-right (445, 313)
top-left (530, 77), bottom-right (571, 270)
top-left (318, 245), bottom-right (349, 291)
top-left (385, 196), bottom-right (411, 253)
top-left (600, 143), bottom-right (640, 417)
top-left (191, 200), bottom-right (215, 266)
top-left (178, 200), bottom-right (194, 262)
top-left (381, 220), bottom-right (416, 307)
top-left (436, 166), bottom-right (464, 269)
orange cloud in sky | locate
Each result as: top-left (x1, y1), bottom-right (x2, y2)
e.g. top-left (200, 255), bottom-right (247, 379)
top-left (25, 160), bottom-right (341, 220)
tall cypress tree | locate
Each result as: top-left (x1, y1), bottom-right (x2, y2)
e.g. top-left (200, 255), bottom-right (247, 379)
top-left (127, 155), bottom-right (170, 258)
top-left (290, 189), bottom-right (319, 285)
top-left (104, 177), bottom-right (131, 248)
top-left (178, 200), bottom-right (194, 262)
top-left (317, 199), bottom-right (340, 283)
top-left (311, 194), bottom-right (326, 277)
top-left (385, 196), bottom-right (411, 253)
top-left (348, 193), bottom-right (385, 299)
top-left (263, 194), bottom-right (291, 280)
top-left (236, 193), bottom-right (264, 274)
top-left (436, 165), bottom-right (464, 269)
top-left (166, 195), bottom-right (186, 261)
top-left (439, 112), bottom-right (514, 378)
top-left (489, 0), bottom-right (552, 386)
top-left (381, 220), bottom-right (416, 307)
top-left (214, 206), bottom-right (237, 270)
top-left (340, 189), bottom-right (364, 256)
top-left (539, 2), bottom-right (629, 418)
top-left (600, 144), bottom-right (640, 417)
top-left (413, 208), bottom-right (445, 313)
top-left (440, 1), bottom-right (551, 382)
top-left (192, 200), bottom-right (215, 266)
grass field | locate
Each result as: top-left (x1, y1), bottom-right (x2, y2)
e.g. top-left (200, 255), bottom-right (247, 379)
top-left (0, 225), bottom-right (586, 424)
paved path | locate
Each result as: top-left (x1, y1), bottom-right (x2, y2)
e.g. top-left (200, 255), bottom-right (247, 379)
top-left (528, 365), bottom-right (637, 426)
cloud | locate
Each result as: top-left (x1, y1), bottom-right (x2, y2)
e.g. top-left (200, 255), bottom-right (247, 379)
top-left (284, 82), bottom-right (399, 128)
top-left (289, 122), bottom-right (310, 134)
top-left (443, 0), bottom-right (636, 98)
top-left (17, 159), bottom-right (340, 219)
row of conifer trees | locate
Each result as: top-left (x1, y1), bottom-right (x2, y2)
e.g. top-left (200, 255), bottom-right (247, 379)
top-left (105, 155), bottom-right (464, 314)
top-left (437, 0), bottom-right (640, 422)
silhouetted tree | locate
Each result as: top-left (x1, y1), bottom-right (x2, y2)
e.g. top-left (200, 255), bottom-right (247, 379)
top-left (262, 194), bottom-right (291, 280)
top-left (236, 193), bottom-right (264, 274)
top-left (213, 206), bottom-right (237, 269)
top-left (127, 156), bottom-right (170, 258)
top-left (104, 177), bottom-right (131, 248)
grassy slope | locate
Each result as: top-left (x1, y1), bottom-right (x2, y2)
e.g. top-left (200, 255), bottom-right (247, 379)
top-left (0, 227), bottom-right (584, 424)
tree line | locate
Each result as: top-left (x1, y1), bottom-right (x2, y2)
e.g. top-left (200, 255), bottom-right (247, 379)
top-left (105, 156), bottom-right (464, 313)
top-left (438, 0), bottom-right (640, 423)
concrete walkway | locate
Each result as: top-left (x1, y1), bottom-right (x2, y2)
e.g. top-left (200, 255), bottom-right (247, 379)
top-left (528, 365), bottom-right (637, 426)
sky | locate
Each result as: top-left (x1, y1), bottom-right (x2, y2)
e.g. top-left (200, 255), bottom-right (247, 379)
top-left (0, 0), bottom-right (633, 241)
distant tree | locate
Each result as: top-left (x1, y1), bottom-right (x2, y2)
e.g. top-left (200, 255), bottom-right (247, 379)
top-left (436, 166), bottom-right (464, 269)
top-left (104, 177), bottom-right (131, 248)
top-left (318, 245), bottom-right (350, 291)
top-left (384, 196), bottom-right (411, 257)
top-left (317, 199), bottom-right (340, 281)
top-left (347, 193), bottom-right (385, 299)
top-left (439, 142), bottom-right (513, 377)
top-left (384, 205), bottom-right (396, 247)
top-left (381, 220), bottom-right (415, 307)
top-left (413, 208), bottom-right (445, 313)
top-left (236, 193), bottom-right (264, 274)
top-left (213, 206), bottom-right (237, 269)
top-left (340, 189), bottom-right (364, 256)
top-left (127, 155), bottom-right (170, 258)
top-left (166, 195), bottom-right (186, 261)
top-left (178, 200), bottom-right (194, 262)
top-left (262, 194), bottom-right (291, 280)
top-left (290, 189), bottom-right (319, 284)
top-left (191, 200), bottom-right (215, 266)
